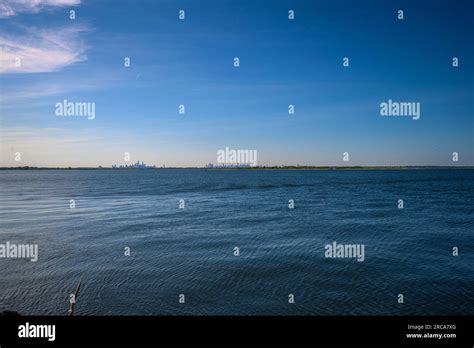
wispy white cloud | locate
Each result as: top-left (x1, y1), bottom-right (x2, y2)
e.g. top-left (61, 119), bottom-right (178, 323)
top-left (0, 25), bottom-right (89, 73)
top-left (0, 0), bottom-right (80, 18)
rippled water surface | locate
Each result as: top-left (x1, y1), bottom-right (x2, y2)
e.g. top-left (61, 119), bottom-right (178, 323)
top-left (0, 169), bottom-right (472, 315)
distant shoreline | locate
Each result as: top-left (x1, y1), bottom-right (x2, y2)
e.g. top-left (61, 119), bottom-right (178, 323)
top-left (1, 166), bottom-right (473, 171)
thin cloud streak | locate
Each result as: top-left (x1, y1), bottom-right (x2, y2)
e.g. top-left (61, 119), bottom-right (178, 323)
top-left (0, 25), bottom-right (89, 73)
top-left (0, 0), bottom-right (80, 18)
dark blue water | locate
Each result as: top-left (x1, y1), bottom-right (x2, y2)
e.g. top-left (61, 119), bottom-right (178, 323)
top-left (0, 169), bottom-right (472, 315)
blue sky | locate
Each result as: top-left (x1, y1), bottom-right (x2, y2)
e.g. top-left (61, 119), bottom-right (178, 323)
top-left (0, 0), bottom-right (472, 167)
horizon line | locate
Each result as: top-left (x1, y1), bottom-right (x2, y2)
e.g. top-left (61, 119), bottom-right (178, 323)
top-left (2, 165), bottom-right (474, 170)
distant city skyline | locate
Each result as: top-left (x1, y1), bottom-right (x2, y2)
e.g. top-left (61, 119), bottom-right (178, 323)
top-left (112, 160), bottom-right (156, 169)
top-left (1, 0), bottom-right (473, 167)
